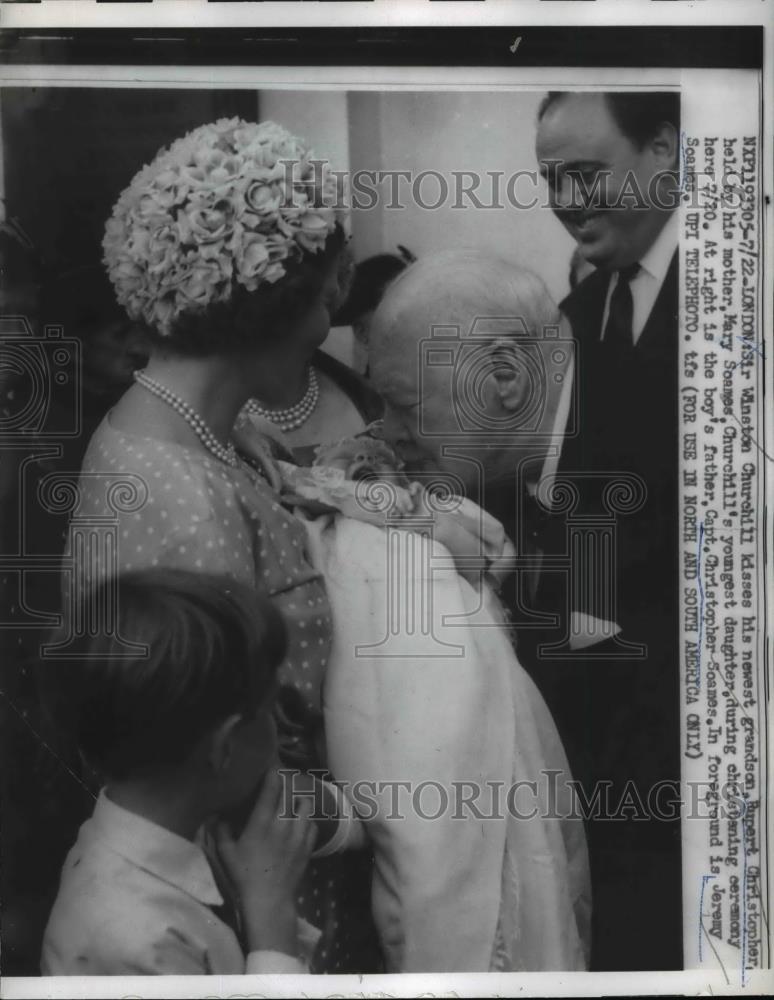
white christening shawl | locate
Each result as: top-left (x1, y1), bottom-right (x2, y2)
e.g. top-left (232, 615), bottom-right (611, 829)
top-left (302, 514), bottom-right (591, 973)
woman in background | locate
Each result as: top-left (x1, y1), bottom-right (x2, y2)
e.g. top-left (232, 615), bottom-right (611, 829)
top-left (332, 246), bottom-right (416, 376)
top-left (44, 264), bottom-right (150, 420)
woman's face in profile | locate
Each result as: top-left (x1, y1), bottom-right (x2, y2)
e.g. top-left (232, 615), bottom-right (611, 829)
top-left (289, 255), bottom-right (341, 351)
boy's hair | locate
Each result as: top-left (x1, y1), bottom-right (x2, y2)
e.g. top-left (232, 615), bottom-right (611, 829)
top-left (58, 570), bottom-right (287, 780)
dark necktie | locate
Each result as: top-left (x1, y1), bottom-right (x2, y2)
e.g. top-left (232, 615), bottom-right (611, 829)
top-left (603, 262), bottom-right (640, 349)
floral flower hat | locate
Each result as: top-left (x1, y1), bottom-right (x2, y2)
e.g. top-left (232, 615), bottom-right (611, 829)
top-left (103, 118), bottom-right (346, 335)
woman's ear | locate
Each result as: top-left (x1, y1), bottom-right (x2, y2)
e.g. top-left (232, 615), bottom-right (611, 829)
top-left (489, 337), bottom-right (529, 412)
top-left (207, 714), bottom-right (243, 773)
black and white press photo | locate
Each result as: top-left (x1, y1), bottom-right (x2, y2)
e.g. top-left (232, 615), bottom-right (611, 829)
top-left (0, 4), bottom-right (770, 997)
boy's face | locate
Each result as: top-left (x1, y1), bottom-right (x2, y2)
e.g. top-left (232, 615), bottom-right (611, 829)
top-left (220, 705), bottom-right (278, 808)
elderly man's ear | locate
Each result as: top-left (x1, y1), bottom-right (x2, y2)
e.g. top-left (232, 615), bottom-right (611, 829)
top-left (489, 338), bottom-right (531, 412)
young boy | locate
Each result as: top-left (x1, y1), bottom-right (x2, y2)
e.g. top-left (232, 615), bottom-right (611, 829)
top-left (42, 569), bottom-right (321, 975)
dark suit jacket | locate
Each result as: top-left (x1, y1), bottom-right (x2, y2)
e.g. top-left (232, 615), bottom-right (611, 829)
top-left (514, 250), bottom-right (681, 786)
top-left (555, 251), bottom-right (679, 635)
top-left (506, 251), bottom-right (683, 972)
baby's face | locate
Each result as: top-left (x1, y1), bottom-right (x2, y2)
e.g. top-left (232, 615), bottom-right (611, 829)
top-left (314, 436), bottom-right (403, 481)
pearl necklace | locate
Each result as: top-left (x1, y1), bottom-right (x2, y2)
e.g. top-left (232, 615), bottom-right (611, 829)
top-left (133, 370), bottom-right (239, 468)
top-left (242, 365), bottom-right (319, 432)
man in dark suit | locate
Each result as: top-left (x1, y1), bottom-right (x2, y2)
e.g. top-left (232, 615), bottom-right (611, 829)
top-left (523, 92), bottom-right (682, 970)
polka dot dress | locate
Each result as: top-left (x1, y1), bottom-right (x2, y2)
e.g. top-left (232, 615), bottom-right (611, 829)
top-left (75, 416), bottom-right (332, 714)
top-left (71, 415), bottom-right (383, 973)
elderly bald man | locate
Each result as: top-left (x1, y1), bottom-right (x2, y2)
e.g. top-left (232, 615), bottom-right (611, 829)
top-left (369, 250), bottom-right (574, 617)
top-left (369, 249), bottom-right (680, 973)
top-left (369, 250), bottom-right (569, 508)
top-left (368, 247), bottom-right (579, 768)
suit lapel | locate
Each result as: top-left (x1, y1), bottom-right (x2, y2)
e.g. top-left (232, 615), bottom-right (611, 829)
top-left (561, 249), bottom-right (678, 352)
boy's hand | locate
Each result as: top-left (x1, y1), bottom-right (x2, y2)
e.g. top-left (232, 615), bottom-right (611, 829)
top-left (215, 769), bottom-right (317, 955)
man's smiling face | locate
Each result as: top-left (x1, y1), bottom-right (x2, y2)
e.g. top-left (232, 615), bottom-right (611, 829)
top-left (535, 93), bottom-right (676, 270)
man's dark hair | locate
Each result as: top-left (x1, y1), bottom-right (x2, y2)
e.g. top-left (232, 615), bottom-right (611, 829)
top-left (55, 569), bottom-right (287, 779)
top-left (538, 91), bottom-right (681, 148)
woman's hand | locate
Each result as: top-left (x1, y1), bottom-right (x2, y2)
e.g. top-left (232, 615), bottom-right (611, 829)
top-left (232, 416), bottom-right (286, 491)
top-left (432, 510), bottom-right (491, 586)
top-left (215, 769), bottom-right (317, 955)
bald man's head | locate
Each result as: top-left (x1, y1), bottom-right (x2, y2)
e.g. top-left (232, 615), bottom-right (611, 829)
top-left (368, 250), bottom-right (568, 498)
top-left (370, 249), bottom-right (559, 360)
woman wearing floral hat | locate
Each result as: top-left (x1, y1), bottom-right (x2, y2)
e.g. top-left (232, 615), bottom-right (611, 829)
top-left (69, 118), bottom-right (383, 973)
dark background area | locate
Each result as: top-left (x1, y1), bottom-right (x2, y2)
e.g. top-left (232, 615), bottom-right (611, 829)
top-left (0, 27), bottom-right (763, 69)
top-left (0, 87), bottom-right (258, 977)
top-left (1, 87), bottom-right (258, 275)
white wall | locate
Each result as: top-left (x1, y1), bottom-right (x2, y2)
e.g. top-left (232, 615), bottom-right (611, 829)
top-left (258, 90), bottom-right (350, 182)
top-left (258, 89), bottom-right (576, 305)
top-left (256, 89), bottom-right (578, 364)
top-left (348, 90), bottom-right (576, 305)
top-left (257, 91), bottom-right (357, 366)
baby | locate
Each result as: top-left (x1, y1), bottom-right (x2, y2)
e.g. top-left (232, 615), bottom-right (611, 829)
top-left (233, 424), bottom-right (588, 973)
top-left (279, 424), bottom-right (515, 589)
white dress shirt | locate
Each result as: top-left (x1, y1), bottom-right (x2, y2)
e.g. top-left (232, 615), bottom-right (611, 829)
top-left (42, 791), bottom-right (317, 976)
top-left (600, 209), bottom-right (679, 343)
top-left (545, 208), bottom-right (680, 484)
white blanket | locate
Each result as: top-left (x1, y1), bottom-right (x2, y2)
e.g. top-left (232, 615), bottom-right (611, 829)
top-left (303, 514), bottom-right (591, 972)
